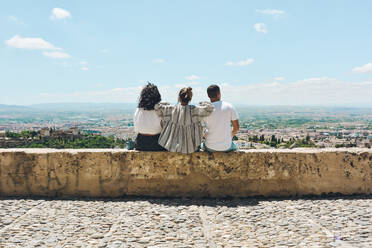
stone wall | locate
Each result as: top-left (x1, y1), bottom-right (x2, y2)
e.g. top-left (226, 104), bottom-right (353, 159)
top-left (0, 148), bottom-right (371, 198)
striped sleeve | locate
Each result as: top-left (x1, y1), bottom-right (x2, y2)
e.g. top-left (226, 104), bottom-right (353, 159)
top-left (193, 101), bottom-right (214, 117)
top-left (154, 102), bottom-right (172, 119)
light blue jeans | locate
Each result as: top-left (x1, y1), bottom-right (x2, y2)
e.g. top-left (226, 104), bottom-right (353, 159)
top-left (201, 141), bottom-right (238, 152)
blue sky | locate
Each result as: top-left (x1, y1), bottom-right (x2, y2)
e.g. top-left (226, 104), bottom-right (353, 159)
top-left (1, 0), bottom-right (372, 106)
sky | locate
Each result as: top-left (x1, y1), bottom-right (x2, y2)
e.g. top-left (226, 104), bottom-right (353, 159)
top-left (1, 0), bottom-right (372, 106)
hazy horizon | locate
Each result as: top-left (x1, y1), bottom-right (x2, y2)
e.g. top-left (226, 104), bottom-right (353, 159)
top-left (2, 102), bottom-right (372, 109)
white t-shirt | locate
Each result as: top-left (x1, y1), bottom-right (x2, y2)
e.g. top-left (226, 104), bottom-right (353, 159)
top-left (134, 108), bottom-right (162, 135)
top-left (203, 101), bottom-right (239, 151)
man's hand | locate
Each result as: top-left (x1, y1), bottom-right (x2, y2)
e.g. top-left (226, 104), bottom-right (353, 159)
top-left (231, 119), bottom-right (240, 138)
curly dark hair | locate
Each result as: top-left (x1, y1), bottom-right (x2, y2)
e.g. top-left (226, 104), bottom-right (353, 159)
top-left (138, 83), bottom-right (162, 110)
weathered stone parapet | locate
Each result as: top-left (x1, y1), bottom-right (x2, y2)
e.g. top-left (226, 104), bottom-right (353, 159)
top-left (0, 148), bottom-right (371, 198)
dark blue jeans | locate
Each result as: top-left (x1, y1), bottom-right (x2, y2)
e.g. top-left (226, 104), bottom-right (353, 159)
top-left (135, 133), bottom-right (166, 151)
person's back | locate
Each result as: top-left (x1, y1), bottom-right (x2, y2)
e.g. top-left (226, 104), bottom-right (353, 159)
top-left (133, 83), bottom-right (166, 151)
top-left (204, 101), bottom-right (238, 151)
top-left (155, 87), bottom-right (214, 154)
top-left (203, 85), bottom-right (239, 152)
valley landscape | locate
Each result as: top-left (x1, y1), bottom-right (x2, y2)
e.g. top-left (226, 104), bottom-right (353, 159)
top-left (1, 103), bottom-right (372, 149)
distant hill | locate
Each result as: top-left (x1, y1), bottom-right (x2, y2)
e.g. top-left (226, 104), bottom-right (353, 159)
top-left (0, 104), bottom-right (32, 112)
top-left (1, 103), bottom-right (372, 114)
top-left (0, 103), bottom-right (137, 113)
top-left (234, 105), bottom-right (372, 114)
top-left (29, 103), bottom-right (137, 112)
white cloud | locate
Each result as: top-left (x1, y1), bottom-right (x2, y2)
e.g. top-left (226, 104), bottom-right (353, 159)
top-left (174, 84), bottom-right (187, 88)
top-left (37, 85), bottom-right (207, 104)
top-left (256, 9), bottom-right (285, 15)
top-left (352, 63), bottom-right (372, 74)
top-left (36, 77), bottom-right (372, 105)
top-left (39, 86), bottom-right (143, 103)
top-left (5, 35), bottom-right (60, 50)
top-left (9, 16), bottom-right (24, 25)
top-left (274, 77), bottom-right (285, 81)
top-left (185, 75), bottom-right (200, 80)
top-left (175, 81), bottom-right (200, 89)
top-left (81, 67), bottom-right (89, 71)
top-left (225, 58), bottom-right (254, 66)
top-left (51, 8), bottom-right (71, 20)
top-left (219, 77), bottom-right (372, 105)
top-left (43, 51), bottom-right (70, 59)
top-left (100, 49), bottom-right (109, 53)
top-left (254, 23), bottom-right (268, 34)
top-left (153, 58), bottom-right (165, 63)
top-left (80, 61), bottom-right (88, 65)
top-left (6, 35), bottom-right (72, 60)
top-left (9, 16), bottom-right (18, 22)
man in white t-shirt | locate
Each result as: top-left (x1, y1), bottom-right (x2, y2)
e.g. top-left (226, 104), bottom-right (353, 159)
top-left (202, 84), bottom-right (240, 152)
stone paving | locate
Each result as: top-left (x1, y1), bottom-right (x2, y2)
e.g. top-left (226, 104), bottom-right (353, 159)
top-left (0, 196), bottom-right (371, 247)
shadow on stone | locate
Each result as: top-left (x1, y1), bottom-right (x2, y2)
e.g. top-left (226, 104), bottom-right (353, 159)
top-left (1, 194), bottom-right (371, 207)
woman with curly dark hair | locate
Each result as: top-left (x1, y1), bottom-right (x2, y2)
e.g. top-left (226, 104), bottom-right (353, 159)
top-left (133, 83), bottom-right (166, 151)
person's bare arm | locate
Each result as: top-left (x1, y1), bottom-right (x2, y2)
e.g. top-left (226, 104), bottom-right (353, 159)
top-left (231, 119), bottom-right (239, 138)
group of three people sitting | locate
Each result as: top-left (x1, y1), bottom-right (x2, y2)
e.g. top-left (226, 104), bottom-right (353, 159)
top-left (133, 84), bottom-right (240, 154)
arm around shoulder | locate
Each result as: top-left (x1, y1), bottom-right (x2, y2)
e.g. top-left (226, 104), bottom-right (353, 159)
top-left (195, 101), bottom-right (214, 117)
top-left (154, 102), bottom-right (171, 118)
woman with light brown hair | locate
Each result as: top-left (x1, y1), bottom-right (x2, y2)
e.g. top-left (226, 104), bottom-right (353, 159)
top-left (155, 87), bottom-right (214, 154)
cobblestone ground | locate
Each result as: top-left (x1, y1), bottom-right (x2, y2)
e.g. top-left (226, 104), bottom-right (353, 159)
top-left (0, 196), bottom-right (371, 247)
